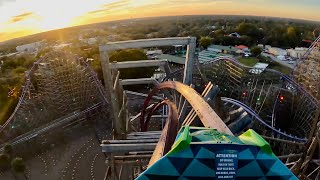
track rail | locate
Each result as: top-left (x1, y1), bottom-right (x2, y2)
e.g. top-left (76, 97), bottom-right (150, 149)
top-left (0, 54), bottom-right (109, 134)
top-left (147, 100), bottom-right (179, 166)
top-left (201, 56), bottom-right (319, 106)
top-left (140, 81), bottom-right (233, 135)
top-left (221, 97), bottom-right (307, 142)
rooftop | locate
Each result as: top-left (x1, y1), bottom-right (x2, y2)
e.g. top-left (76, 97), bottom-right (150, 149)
top-left (235, 45), bottom-right (248, 49)
top-left (156, 54), bottom-right (185, 65)
top-left (207, 45), bottom-right (238, 52)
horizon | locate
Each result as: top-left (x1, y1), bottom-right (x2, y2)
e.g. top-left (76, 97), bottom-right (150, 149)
top-left (1, 14), bottom-right (319, 44)
top-left (0, 0), bottom-right (320, 42)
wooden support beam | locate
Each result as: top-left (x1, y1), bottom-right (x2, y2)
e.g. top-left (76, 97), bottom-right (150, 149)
top-left (101, 143), bottom-right (157, 153)
top-left (278, 154), bottom-right (303, 159)
top-left (126, 136), bottom-right (160, 140)
top-left (128, 131), bottom-right (162, 135)
top-left (125, 90), bottom-right (163, 100)
top-left (110, 60), bottom-right (167, 69)
top-left (102, 139), bottom-right (159, 144)
top-left (120, 78), bottom-right (159, 86)
top-left (100, 37), bottom-right (191, 51)
top-left (114, 154), bottom-right (152, 160)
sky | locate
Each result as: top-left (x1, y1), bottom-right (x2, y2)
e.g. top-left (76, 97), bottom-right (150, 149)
top-left (0, 0), bottom-right (319, 42)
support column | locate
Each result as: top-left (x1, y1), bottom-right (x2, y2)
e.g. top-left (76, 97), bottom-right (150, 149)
top-left (183, 37), bottom-right (196, 85)
top-left (100, 49), bottom-right (123, 139)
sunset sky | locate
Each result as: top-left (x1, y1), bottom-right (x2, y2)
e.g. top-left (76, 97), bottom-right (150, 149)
top-left (0, 0), bottom-right (319, 42)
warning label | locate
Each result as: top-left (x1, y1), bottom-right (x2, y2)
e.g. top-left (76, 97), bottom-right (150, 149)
top-left (215, 150), bottom-right (238, 179)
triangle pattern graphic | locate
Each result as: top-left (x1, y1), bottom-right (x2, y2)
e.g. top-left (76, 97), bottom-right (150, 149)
top-left (195, 147), bottom-right (216, 159)
top-left (256, 149), bottom-right (275, 160)
top-left (238, 148), bottom-right (255, 160)
top-left (167, 157), bottom-right (193, 175)
top-left (249, 147), bottom-right (259, 158)
top-left (267, 175), bottom-right (295, 180)
top-left (197, 158), bottom-right (215, 171)
top-left (184, 176), bottom-right (213, 180)
top-left (266, 160), bottom-right (293, 176)
top-left (237, 160), bottom-right (265, 177)
top-left (145, 174), bottom-right (180, 180)
top-left (190, 145), bottom-right (202, 157)
top-left (169, 147), bottom-right (194, 158)
top-left (256, 159), bottom-right (277, 175)
top-left (182, 159), bottom-right (215, 177)
top-left (238, 159), bottom-right (253, 169)
top-left (146, 157), bottom-right (180, 176)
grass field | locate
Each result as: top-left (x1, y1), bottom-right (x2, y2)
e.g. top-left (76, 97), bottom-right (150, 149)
top-left (268, 64), bottom-right (292, 75)
top-left (238, 57), bottom-right (259, 67)
top-left (238, 56), bottom-right (292, 75)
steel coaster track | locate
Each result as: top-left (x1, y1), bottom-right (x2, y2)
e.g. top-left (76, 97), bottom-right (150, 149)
top-left (221, 97), bottom-right (307, 142)
top-left (201, 56), bottom-right (318, 106)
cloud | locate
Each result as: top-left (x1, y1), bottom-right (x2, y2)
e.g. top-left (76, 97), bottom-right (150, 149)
top-left (9, 12), bottom-right (33, 23)
top-left (88, 0), bottom-right (130, 14)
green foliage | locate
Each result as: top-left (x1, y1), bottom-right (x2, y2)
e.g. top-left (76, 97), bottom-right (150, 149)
top-left (267, 63), bottom-right (292, 75)
top-left (36, 48), bottom-right (52, 58)
top-left (251, 46), bottom-right (262, 57)
top-left (4, 144), bottom-right (13, 155)
top-left (238, 57), bottom-right (259, 67)
top-left (109, 49), bottom-right (155, 79)
top-left (199, 36), bottom-right (212, 49)
top-left (236, 22), bottom-right (264, 40)
top-left (13, 67), bottom-right (27, 74)
top-left (0, 154), bottom-right (10, 170)
top-left (285, 26), bottom-right (299, 48)
top-left (11, 157), bottom-right (26, 173)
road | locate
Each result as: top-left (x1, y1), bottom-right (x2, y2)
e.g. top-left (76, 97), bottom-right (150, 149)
top-left (261, 52), bottom-right (295, 69)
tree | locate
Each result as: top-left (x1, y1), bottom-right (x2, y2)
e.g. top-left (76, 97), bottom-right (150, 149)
top-left (0, 154), bottom-right (10, 171)
top-left (237, 22), bottom-right (264, 41)
top-left (251, 46), bottom-right (262, 57)
top-left (286, 26), bottom-right (299, 48)
top-left (199, 36), bottom-right (212, 49)
top-left (4, 144), bottom-right (13, 155)
top-left (11, 157), bottom-right (26, 179)
top-left (109, 49), bottom-right (155, 79)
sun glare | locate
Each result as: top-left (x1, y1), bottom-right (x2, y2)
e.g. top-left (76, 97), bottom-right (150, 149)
top-left (0, 0), bottom-right (319, 42)
top-left (31, 0), bottom-right (103, 31)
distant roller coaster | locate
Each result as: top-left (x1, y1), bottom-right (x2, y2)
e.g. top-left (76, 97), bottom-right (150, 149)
top-left (0, 51), bottom-right (110, 144)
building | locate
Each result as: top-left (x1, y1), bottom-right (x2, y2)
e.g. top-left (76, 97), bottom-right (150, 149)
top-left (229, 32), bottom-right (241, 38)
top-left (249, 62), bottom-right (269, 74)
top-left (80, 37), bottom-right (98, 45)
top-left (268, 47), bottom-right (287, 56)
top-left (155, 54), bottom-right (185, 65)
top-left (146, 49), bottom-right (163, 59)
top-left (287, 47), bottom-right (308, 58)
top-left (146, 50), bottom-right (162, 56)
top-left (235, 45), bottom-right (249, 55)
top-left (16, 41), bottom-right (42, 53)
top-left (207, 45), bottom-right (238, 54)
top-left (198, 50), bottom-right (232, 64)
top-left (257, 44), bottom-right (264, 48)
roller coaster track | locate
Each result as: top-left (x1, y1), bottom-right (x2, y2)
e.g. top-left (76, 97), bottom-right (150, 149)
top-left (0, 103), bottom-right (102, 149)
top-left (201, 56), bottom-right (318, 106)
top-left (221, 97), bottom-right (307, 142)
top-left (140, 81), bottom-right (233, 135)
top-left (0, 52), bottom-right (109, 143)
top-left (0, 57), bottom-right (43, 131)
